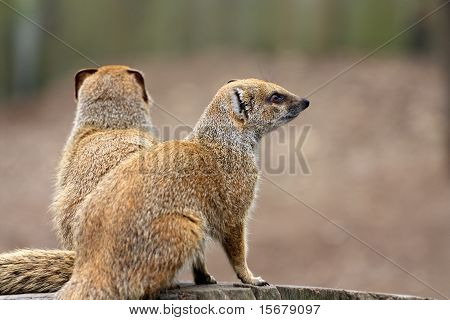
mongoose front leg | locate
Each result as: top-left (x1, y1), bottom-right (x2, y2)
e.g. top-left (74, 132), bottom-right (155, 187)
top-left (192, 244), bottom-right (217, 285)
top-left (222, 225), bottom-right (269, 286)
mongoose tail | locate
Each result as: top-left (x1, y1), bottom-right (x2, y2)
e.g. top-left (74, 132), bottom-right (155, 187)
top-left (0, 249), bottom-right (74, 294)
top-left (57, 213), bottom-right (203, 299)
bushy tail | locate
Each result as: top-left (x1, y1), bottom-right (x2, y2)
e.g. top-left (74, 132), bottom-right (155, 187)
top-left (0, 249), bottom-right (75, 295)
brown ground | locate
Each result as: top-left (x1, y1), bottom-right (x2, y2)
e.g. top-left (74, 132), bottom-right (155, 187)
top-left (0, 52), bottom-right (448, 298)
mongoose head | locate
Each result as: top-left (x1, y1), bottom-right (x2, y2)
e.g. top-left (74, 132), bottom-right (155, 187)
top-left (74, 65), bottom-right (153, 129)
top-left (222, 79), bottom-right (309, 137)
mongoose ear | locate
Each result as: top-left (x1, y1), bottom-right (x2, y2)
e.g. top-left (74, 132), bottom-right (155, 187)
top-left (75, 68), bottom-right (97, 100)
top-left (231, 88), bottom-right (249, 122)
top-left (227, 79), bottom-right (238, 83)
top-left (127, 69), bottom-right (149, 103)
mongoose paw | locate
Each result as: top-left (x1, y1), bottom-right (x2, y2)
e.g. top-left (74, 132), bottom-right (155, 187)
top-left (194, 274), bottom-right (217, 285)
top-left (243, 276), bottom-right (269, 286)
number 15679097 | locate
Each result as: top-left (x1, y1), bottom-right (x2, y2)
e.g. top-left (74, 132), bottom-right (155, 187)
top-left (259, 304), bottom-right (321, 315)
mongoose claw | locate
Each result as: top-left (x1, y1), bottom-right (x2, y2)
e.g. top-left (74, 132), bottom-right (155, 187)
top-left (254, 278), bottom-right (270, 286)
top-left (245, 276), bottom-right (269, 286)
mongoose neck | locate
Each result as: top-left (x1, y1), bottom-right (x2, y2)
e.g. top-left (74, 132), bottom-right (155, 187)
top-left (188, 102), bottom-right (259, 156)
top-left (73, 99), bottom-right (153, 131)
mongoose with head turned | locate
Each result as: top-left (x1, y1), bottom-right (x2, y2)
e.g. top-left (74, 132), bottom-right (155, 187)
top-left (58, 78), bottom-right (310, 299)
top-left (0, 65), bottom-right (158, 295)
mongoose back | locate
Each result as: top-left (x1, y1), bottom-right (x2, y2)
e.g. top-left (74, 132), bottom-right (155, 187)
top-left (0, 65), bottom-right (158, 295)
top-left (52, 65), bottom-right (157, 249)
top-left (58, 79), bottom-right (310, 299)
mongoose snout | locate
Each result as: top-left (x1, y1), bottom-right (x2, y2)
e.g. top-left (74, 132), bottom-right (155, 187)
top-left (280, 98), bottom-right (310, 123)
top-left (300, 98), bottom-right (310, 109)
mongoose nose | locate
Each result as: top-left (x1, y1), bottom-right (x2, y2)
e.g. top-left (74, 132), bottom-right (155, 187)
top-left (300, 98), bottom-right (310, 109)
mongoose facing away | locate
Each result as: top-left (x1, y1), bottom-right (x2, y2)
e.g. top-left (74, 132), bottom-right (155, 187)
top-left (53, 65), bottom-right (158, 249)
top-left (0, 65), bottom-right (158, 295)
top-left (58, 78), bottom-right (310, 299)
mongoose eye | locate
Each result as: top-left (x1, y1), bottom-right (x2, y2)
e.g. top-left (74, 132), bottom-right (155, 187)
top-left (269, 93), bottom-right (285, 104)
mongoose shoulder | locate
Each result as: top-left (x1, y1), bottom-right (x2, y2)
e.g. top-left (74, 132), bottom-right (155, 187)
top-left (59, 78), bottom-right (310, 299)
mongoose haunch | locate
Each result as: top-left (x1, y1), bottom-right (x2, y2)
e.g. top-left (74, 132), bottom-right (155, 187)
top-left (58, 79), bottom-right (310, 299)
top-left (0, 65), bottom-right (158, 295)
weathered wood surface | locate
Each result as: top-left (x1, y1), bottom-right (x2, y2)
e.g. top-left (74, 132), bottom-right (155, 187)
top-left (0, 282), bottom-right (427, 300)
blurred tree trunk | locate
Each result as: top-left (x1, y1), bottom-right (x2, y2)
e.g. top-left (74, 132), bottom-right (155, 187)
top-left (446, 3), bottom-right (449, 174)
top-left (0, 7), bottom-right (11, 103)
top-left (11, 0), bottom-right (43, 100)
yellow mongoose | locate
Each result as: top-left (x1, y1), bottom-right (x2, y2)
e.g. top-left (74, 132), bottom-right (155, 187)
top-left (58, 79), bottom-right (310, 299)
top-left (0, 65), bottom-right (158, 295)
top-left (53, 65), bottom-right (157, 249)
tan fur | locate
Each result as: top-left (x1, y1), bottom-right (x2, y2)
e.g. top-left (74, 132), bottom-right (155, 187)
top-left (0, 65), bottom-right (158, 295)
top-left (58, 79), bottom-right (309, 299)
top-left (0, 250), bottom-right (75, 294)
top-left (53, 65), bottom-right (158, 248)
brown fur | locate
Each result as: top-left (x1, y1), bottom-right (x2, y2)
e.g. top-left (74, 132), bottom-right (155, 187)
top-left (58, 79), bottom-right (309, 299)
top-left (0, 65), bottom-right (158, 295)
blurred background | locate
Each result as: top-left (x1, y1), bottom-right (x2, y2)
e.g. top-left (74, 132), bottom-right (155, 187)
top-left (0, 0), bottom-right (448, 298)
